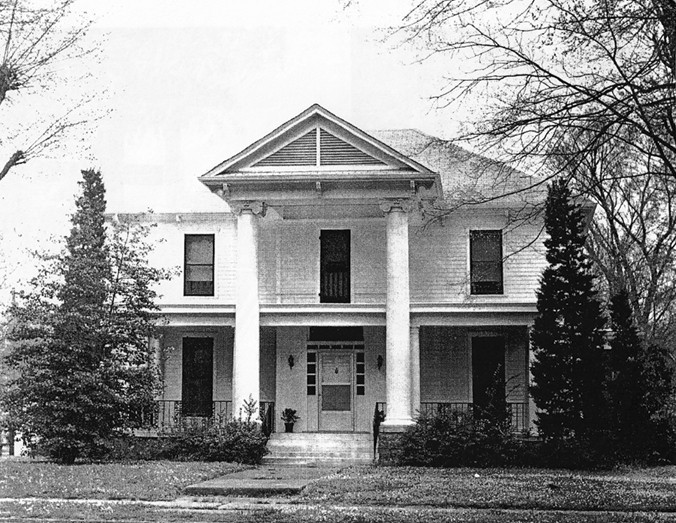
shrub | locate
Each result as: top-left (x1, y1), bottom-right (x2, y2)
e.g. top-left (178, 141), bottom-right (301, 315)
top-left (393, 409), bottom-right (529, 467)
top-left (104, 419), bottom-right (269, 465)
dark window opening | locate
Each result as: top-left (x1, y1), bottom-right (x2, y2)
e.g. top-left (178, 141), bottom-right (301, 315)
top-left (184, 234), bottom-right (214, 296)
top-left (470, 230), bottom-right (503, 295)
top-left (182, 337), bottom-right (213, 417)
top-left (309, 326), bottom-right (363, 341)
top-left (320, 230), bottom-right (350, 303)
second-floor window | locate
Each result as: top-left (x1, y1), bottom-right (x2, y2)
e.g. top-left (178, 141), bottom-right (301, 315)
top-left (470, 230), bottom-right (503, 295)
top-left (184, 234), bottom-right (214, 296)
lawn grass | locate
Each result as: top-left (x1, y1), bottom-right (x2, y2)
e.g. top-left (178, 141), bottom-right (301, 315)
top-left (0, 458), bottom-right (246, 501)
top-left (2, 459), bottom-right (676, 520)
top-left (299, 466), bottom-right (676, 513)
top-left (1, 500), bottom-right (675, 522)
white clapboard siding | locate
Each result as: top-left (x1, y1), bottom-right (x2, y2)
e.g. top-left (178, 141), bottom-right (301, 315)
top-left (147, 218), bottom-right (236, 305)
top-left (148, 211), bottom-right (545, 306)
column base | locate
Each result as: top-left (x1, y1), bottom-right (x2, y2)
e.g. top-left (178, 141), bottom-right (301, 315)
top-left (380, 418), bottom-right (415, 433)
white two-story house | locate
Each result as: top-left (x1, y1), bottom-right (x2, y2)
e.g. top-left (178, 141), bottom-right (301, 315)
top-left (135, 104), bottom-right (550, 448)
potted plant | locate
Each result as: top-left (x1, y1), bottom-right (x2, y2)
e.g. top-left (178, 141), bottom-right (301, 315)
top-left (280, 408), bottom-right (300, 433)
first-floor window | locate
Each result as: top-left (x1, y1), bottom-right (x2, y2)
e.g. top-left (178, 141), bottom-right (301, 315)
top-left (470, 230), bottom-right (503, 295)
top-left (184, 234), bottom-right (214, 296)
top-left (182, 337), bottom-right (213, 417)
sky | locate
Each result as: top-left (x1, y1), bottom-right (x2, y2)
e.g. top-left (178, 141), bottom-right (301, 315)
top-left (0, 0), bottom-right (466, 300)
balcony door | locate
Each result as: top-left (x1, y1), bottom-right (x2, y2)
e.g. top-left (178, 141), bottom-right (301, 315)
top-left (320, 229), bottom-right (351, 303)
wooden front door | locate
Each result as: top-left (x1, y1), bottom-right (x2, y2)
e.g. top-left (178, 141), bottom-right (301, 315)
top-left (471, 336), bottom-right (506, 417)
top-left (318, 351), bottom-right (354, 431)
top-left (182, 337), bottom-right (213, 417)
top-left (320, 230), bottom-right (350, 303)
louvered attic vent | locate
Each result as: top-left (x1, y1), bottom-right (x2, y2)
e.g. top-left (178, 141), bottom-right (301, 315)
top-left (253, 127), bottom-right (386, 167)
top-left (319, 129), bottom-right (385, 165)
top-left (255, 129), bottom-right (317, 167)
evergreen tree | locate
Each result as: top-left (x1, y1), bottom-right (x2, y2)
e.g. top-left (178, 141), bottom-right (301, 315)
top-left (1, 169), bottom-right (168, 463)
top-left (606, 290), bottom-right (647, 457)
top-left (530, 178), bottom-right (607, 444)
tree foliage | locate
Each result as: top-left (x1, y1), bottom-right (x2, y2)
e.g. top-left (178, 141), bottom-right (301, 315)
top-left (554, 133), bottom-right (676, 346)
top-left (1, 169), bottom-right (169, 463)
top-left (395, 0), bottom-right (675, 181)
top-left (530, 178), bottom-right (607, 443)
top-left (0, 0), bottom-right (99, 183)
top-left (606, 290), bottom-right (675, 461)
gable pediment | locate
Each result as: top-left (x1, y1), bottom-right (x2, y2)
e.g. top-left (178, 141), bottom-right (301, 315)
top-left (202, 104), bottom-right (435, 177)
top-left (199, 104), bottom-right (440, 205)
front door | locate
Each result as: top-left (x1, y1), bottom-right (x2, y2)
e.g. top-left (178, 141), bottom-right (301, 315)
top-left (318, 351), bottom-right (354, 431)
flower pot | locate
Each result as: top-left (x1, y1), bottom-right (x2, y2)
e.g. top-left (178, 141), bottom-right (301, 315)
top-left (284, 422), bottom-right (295, 433)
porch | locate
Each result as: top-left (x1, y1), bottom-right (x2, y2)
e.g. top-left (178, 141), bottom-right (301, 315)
top-left (153, 324), bottom-right (533, 435)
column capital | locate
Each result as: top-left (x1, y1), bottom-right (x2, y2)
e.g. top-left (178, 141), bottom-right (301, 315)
top-left (230, 201), bottom-right (267, 217)
top-left (379, 198), bottom-right (415, 214)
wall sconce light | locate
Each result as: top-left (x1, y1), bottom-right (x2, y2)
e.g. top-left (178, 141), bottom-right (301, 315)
top-left (377, 355), bottom-right (384, 370)
top-left (288, 355), bottom-right (295, 369)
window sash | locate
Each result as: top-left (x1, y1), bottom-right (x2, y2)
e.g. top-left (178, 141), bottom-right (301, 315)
top-left (470, 230), bottom-right (503, 295)
top-left (185, 235), bottom-right (215, 296)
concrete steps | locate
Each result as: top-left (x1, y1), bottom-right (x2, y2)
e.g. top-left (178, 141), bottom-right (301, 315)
top-left (263, 432), bottom-right (375, 466)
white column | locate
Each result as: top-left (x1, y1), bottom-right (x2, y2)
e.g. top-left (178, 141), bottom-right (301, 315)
top-left (527, 326), bottom-right (538, 435)
top-left (410, 325), bottom-right (421, 417)
top-left (232, 201), bottom-right (266, 419)
top-left (149, 336), bottom-right (162, 396)
top-left (380, 200), bottom-right (413, 429)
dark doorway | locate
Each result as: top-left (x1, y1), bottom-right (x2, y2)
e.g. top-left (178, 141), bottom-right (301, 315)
top-left (320, 230), bottom-right (350, 303)
top-left (182, 337), bottom-right (213, 417)
top-left (471, 336), bottom-right (506, 419)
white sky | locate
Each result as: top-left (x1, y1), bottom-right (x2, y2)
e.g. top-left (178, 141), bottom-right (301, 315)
top-left (0, 0), bottom-right (466, 299)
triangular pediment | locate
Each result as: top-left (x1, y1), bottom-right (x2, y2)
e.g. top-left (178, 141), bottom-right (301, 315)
top-left (201, 104), bottom-right (434, 177)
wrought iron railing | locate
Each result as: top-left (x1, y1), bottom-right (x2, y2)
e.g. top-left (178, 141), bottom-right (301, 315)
top-left (138, 400), bottom-right (230, 432)
top-left (373, 402), bottom-right (387, 459)
top-left (419, 402), bottom-right (529, 432)
top-left (138, 400), bottom-right (278, 434)
top-left (320, 270), bottom-right (350, 303)
top-left (260, 401), bottom-right (275, 436)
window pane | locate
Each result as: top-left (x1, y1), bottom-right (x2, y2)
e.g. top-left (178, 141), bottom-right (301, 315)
top-left (186, 265), bottom-right (214, 282)
top-left (471, 261), bottom-right (501, 283)
top-left (186, 235), bottom-right (214, 264)
top-left (322, 385), bottom-right (351, 411)
top-left (470, 230), bottom-right (503, 295)
top-left (471, 231), bottom-right (501, 261)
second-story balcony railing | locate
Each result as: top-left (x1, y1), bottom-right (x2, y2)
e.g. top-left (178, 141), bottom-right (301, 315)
top-left (320, 270), bottom-right (350, 303)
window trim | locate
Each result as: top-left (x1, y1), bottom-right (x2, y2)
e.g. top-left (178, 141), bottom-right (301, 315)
top-left (184, 234), bottom-right (215, 297)
top-left (469, 229), bottom-right (504, 295)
